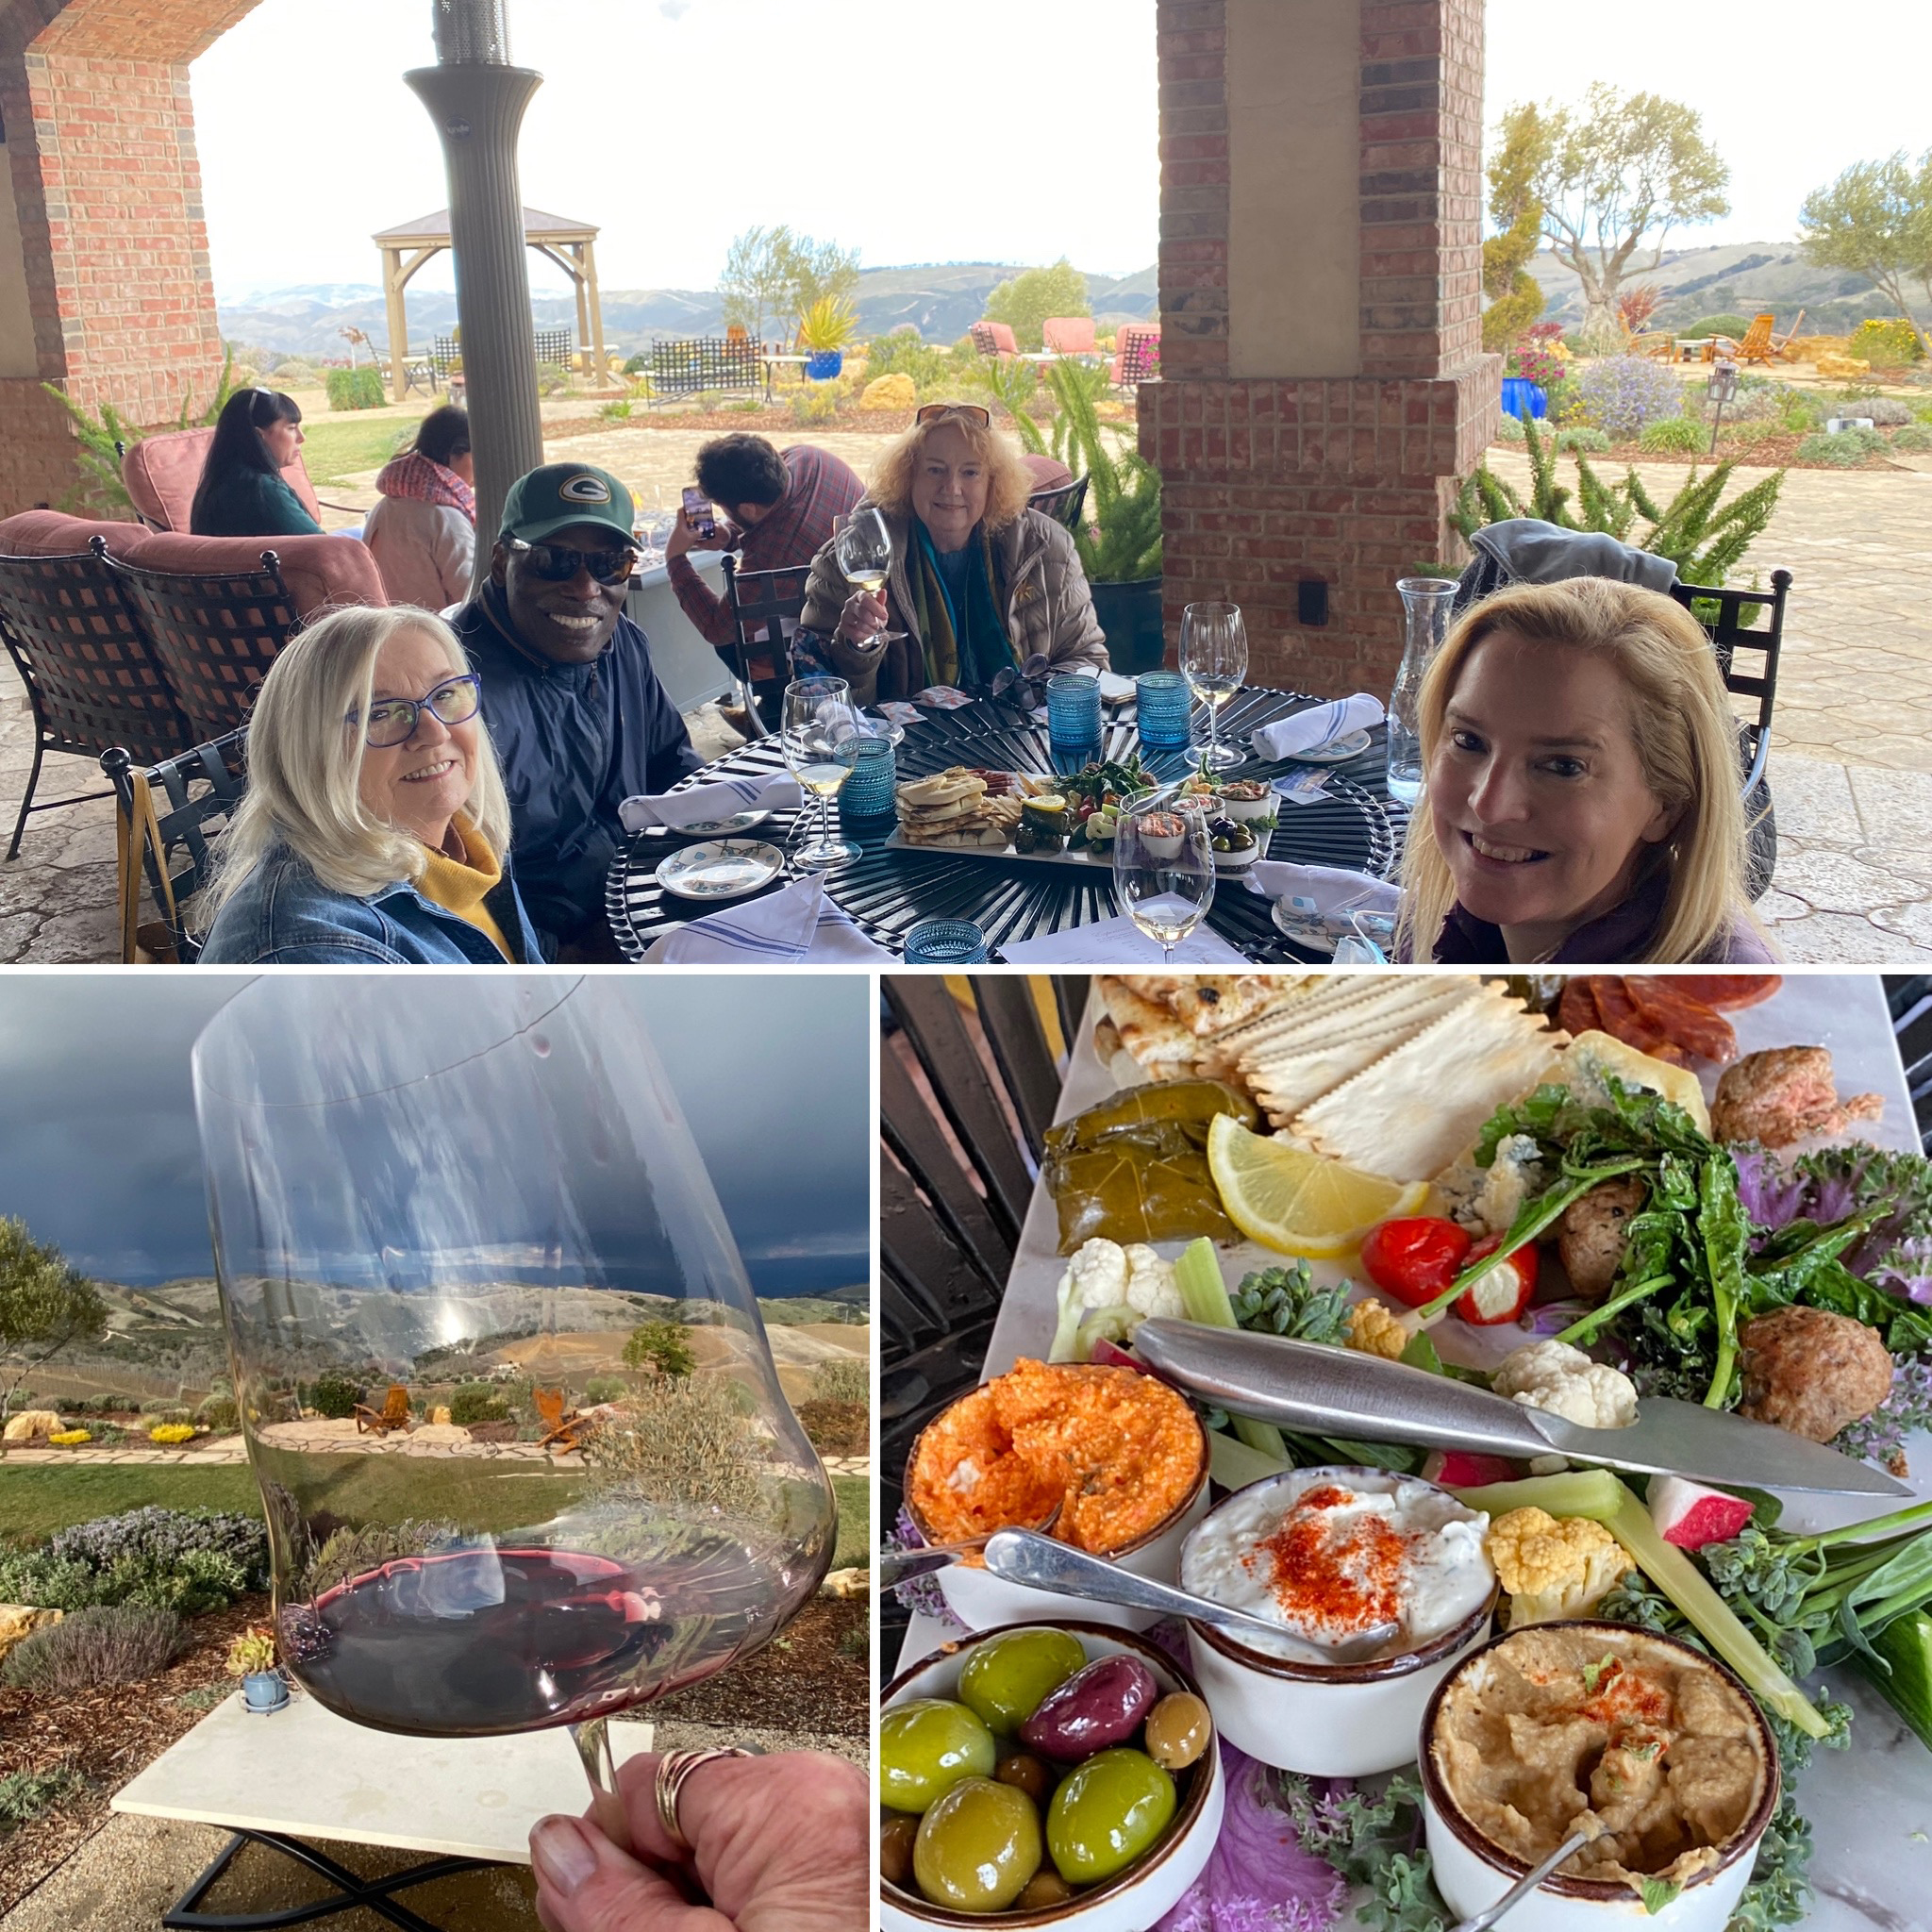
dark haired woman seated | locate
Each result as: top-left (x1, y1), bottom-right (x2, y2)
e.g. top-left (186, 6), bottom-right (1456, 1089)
top-left (189, 388), bottom-right (324, 539)
top-left (363, 403), bottom-right (475, 608)
top-left (1394, 577), bottom-right (1775, 966)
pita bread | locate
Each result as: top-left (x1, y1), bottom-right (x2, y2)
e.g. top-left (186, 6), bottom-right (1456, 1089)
top-left (1095, 977), bottom-right (1200, 1077)
top-left (1163, 974), bottom-right (1313, 1039)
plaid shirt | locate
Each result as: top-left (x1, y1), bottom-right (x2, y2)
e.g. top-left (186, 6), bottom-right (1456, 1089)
top-left (666, 443), bottom-right (866, 651)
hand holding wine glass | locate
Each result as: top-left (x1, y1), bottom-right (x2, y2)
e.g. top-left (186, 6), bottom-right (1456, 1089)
top-left (1112, 791), bottom-right (1215, 962)
top-left (1180, 601), bottom-right (1248, 773)
top-left (832, 508), bottom-right (904, 648)
top-left (780, 676), bottom-right (863, 869)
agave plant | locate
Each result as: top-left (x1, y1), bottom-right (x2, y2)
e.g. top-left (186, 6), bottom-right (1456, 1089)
top-left (793, 296), bottom-right (859, 355)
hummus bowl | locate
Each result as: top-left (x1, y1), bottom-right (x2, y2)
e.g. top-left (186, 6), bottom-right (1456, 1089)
top-left (1177, 1467), bottom-right (1499, 1776)
top-left (1419, 1622), bottom-right (1779, 1932)
top-left (906, 1363), bottom-right (1211, 1633)
top-left (880, 1621), bottom-right (1225, 1932)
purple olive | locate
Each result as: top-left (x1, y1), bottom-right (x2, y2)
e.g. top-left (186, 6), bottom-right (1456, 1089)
top-left (1018, 1654), bottom-right (1159, 1761)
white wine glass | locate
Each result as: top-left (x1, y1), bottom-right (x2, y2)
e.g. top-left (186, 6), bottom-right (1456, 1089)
top-left (781, 675), bottom-right (863, 868)
top-left (1112, 791), bottom-right (1215, 961)
top-left (833, 508), bottom-right (905, 649)
top-left (1180, 601), bottom-right (1248, 773)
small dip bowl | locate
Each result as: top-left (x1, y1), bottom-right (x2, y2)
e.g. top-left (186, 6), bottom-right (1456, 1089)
top-left (905, 1369), bottom-right (1211, 1634)
top-left (1215, 782), bottom-right (1275, 824)
top-left (1177, 1466), bottom-right (1498, 1776)
top-left (1209, 834), bottom-right (1263, 875)
top-left (879, 1621), bottom-right (1224, 1932)
top-left (1419, 1621), bottom-right (1779, 1932)
top-left (1135, 809), bottom-right (1188, 861)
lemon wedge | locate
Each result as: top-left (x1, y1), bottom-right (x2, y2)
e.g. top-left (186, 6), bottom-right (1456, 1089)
top-left (1207, 1113), bottom-right (1428, 1257)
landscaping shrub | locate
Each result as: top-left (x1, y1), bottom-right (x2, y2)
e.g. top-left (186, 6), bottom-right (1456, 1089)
top-left (622, 352), bottom-right (648, 375)
top-left (863, 330), bottom-right (965, 394)
top-left (47, 1429), bottom-right (91, 1446)
top-left (1567, 357), bottom-right (1690, 440)
top-left (449, 1382), bottom-right (509, 1427)
top-left (797, 1399), bottom-right (868, 1454)
top-left (534, 361), bottom-right (568, 397)
top-left (1639, 416), bottom-right (1707, 455)
top-left (1794, 427), bottom-right (1886, 466)
top-left (1686, 314), bottom-right (1751, 341)
top-left (308, 1372), bottom-right (364, 1420)
top-left (324, 365), bottom-right (385, 410)
top-left (581, 1375), bottom-right (765, 1514)
top-left (1, 1605), bottom-right (185, 1693)
top-left (1849, 318), bottom-right (1924, 366)
top-left (1495, 410), bottom-right (1528, 441)
top-left (791, 386), bottom-right (839, 425)
top-left (1718, 419), bottom-right (1782, 447)
top-left (597, 399), bottom-right (631, 420)
top-left (149, 1423), bottom-right (196, 1445)
top-left (1831, 394), bottom-right (1911, 426)
top-left (1891, 423), bottom-right (1932, 451)
top-left (0, 1767), bottom-right (83, 1833)
top-left (809, 1358), bottom-right (868, 1406)
top-left (1553, 426), bottom-right (1611, 453)
top-left (583, 1376), bottom-right (627, 1406)
top-left (48, 1505), bottom-right (268, 1586)
top-left (195, 1394), bottom-right (240, 1432)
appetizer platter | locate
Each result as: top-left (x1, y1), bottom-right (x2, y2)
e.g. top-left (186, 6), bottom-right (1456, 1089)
top-left (885, 973), bottom-right (1932, 1932)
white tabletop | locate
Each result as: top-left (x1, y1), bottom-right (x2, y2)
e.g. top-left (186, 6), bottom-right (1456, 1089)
top-left (112, 1690), bottom-right (654, 1865)
top-left (896, 974), bottom-right (1932, 1928)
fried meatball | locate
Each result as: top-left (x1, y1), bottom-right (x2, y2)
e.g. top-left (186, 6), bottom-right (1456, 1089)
top-left (1555, 1175), bottom-right (1649, 1301)
top-left (1737, 1306), bottom-right (1894, 1442)
top-left (1711, 1046), bottom-right (1883, 1149)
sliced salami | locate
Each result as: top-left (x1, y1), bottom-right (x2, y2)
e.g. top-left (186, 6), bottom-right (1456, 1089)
top-left (1557, 978), bottom-right (1602, 1039)
top-left (1633, 974), bottom-right (1782, 1010)
top-left (1585, 976), bottom-right (1691, 1064)
top-left (1625, 976), bottom-right (1739, 1065)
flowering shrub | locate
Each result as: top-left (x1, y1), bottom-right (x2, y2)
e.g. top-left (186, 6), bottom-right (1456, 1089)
top-left (1567, 356), bottom-right (1691, 441)
top-left (1849, 318), bottom-right (1924, 366)
top-left (149, 1424), bottom-right (195, 1445)
top-left (1523, 321), bottom-right (1566, 347)
top-left (1510, 341), bottom-right (1566, 391)
top-left (48, 1506), bottom-right (267, 1586)
top-left (47, 1429), bottom-right (91, 1446)
top-left (0, 1605), bottom-right (185, 1693)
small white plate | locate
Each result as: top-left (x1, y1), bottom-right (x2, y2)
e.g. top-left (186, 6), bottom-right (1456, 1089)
top-left (655, 839), bottom-right (785, 901)
top-left (1283, 727), bottom-right (1372, 763)
top-left (671, 808), bottom-right (772, 837)
top-left (1271, 896), bottom-right (1397, 957)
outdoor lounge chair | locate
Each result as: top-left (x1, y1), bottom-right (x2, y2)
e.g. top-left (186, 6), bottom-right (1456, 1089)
top-left (354, 1385), bottom-right (413, 1436)
top-left (720, 555), bottom-right (814, 738)
top-left (119, 426), bottom-right (337, 534)
top-left (533, 1386), bottom-right (583, 1453)
top-left (969, 321), bottom-right (1020, 358)
top-left (1731, 314), bottom-right (1777, 366)
top-left (1027, 474), bottom-right (1090, 537)
top-left (1111, 322), bottom-right (1161, 387)
top-left (1041, 317), bottom-right (1097, 357)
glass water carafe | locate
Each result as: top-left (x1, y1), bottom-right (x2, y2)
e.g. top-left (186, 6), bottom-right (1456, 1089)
top-left (1385, 576), bottom-right (1457, 807)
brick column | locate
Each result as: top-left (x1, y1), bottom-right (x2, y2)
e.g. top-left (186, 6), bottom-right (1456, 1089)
top-left (0, 0), bottom-right (262, 517)
top-left (1142, 0), bottom-right (1500, 692)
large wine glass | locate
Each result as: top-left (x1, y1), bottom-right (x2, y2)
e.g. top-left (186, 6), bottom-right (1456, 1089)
top-left (833, 508), bottom-right (906, 651)
top-left (1180, 600), bottom-right (1248, 773)
top-left (191, 977), bottom-right (838, 1849)
top-left (1112, 791), bottom-right (1215, 961)
top-left (781, 676), bottom-right (863, 869)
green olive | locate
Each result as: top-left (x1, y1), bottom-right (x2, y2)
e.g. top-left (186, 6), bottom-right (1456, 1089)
top-left (879, 1810), bottom-right (920, 1890)
top-left (913, 1776), bottom-right (1043, 1912)
top-left (1046, 1747), bottom-right (1176, 1883)
top-left (879, 1699), bottom-right (998, 1814)
top-left (959, 1627), bottom-right (1088, 1735)
top-left (1144, 1692), bottom-right (1213, 1769)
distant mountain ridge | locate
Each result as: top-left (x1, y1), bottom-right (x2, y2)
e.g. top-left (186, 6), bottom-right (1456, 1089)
top-left (217, 261), bottom-right (1160, 362)
top-left (1526, 240), bottom-right (1891, 333)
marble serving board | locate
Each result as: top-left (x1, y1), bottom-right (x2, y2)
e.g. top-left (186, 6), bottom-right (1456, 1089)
top-left (895, 973), bottom-right (1932, 1931)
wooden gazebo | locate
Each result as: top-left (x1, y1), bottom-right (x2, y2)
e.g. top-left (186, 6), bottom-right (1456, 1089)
top-left (372, 204), bottom-right (610, 402)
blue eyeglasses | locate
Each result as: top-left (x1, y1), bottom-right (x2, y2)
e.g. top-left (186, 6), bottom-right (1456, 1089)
top-left (351, 673), bottom-right (482, 748)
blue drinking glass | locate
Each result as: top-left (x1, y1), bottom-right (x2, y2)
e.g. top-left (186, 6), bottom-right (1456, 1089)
top-left (902, 919), bottom-right (990, 965)
top-left (840, 734), bottom-right (897, 818)
top-left (1047, 674), bottom-right (1102, 763)
top-left (1135, 670), bottom-right (1191, 752)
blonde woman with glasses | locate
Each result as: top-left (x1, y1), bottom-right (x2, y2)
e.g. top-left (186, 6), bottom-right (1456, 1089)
top-left (1394, 577), bottom-right (1775, 965)
top-left (195, 606), bottom-right (542, 964)
top-left (790, 403), bottom-right (1108, 704)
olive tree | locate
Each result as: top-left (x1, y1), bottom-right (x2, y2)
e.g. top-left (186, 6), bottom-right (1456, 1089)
top-left (1800, 152), bottom-right (1932, 358)
top-left (0, 1219), bottom-right (106, 1437)
top-left (719, 227), bottom-right (860, 344)
top-left (983, 259), bottom-right (1091, 352)
top-left (1508, 85), bottom-right (1730, 352)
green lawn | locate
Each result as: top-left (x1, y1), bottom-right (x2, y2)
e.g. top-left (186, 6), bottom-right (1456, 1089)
top-left (299, 413), bottom-right (424, 485)
top-left (832, 1474), bottom-right (869, 1571)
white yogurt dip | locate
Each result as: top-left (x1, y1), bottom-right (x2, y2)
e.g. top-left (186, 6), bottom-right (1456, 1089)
top-left (1180, 1467), bottom-right (1493, 1665)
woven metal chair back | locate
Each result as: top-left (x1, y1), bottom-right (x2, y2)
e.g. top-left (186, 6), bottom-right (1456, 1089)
top-left (532, 325), bottom-right (572, 368)
top-left (721, 555), bottom-right (812, 691)
top-left (105, 547), bottom-right (300, 741)
top-left (430, 335), bottom-right (461, 377)
top-left (1026, 475), bottom-right (1090, 536)
top-left (0, 542), bottom-right (192, 763)
top-left (1116, 325), bottom-right (1161, 384)
top-left (1669, 568), bottom-right (1790, 798)
top-left (649, 337), bottom-right (759, 396)
top-left (100, 726), bottom-right (248, 964)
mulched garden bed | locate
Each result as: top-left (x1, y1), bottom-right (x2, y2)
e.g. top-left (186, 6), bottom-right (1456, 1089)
top-left (644, 1596), bottom-right (868, 1740)
top-left (1501, 429), bottom-right (1919, 473)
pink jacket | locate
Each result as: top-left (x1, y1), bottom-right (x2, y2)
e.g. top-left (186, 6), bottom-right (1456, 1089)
top-left (363, 494), bottom-right (475, 609)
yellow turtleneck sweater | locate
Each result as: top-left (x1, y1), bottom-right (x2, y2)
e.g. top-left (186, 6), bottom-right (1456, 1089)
top-left (414, 812), bottom-right (513, 960)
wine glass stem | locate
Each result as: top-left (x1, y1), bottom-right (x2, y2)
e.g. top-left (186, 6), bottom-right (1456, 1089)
top-left (1208, 700), bottom-right (1219, 766)
top-left (571, 1717), bottom-right (635, 1856)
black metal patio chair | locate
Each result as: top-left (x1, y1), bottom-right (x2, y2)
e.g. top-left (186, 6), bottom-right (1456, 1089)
top-left (1886, 975), bottom-right (1932, 1155)
top-left (720, 556), bottom-right (816, 738)
top-left (647, 336), bottom-right (760, 404)
top-left (1027, 474), bottom-right (1091, 537)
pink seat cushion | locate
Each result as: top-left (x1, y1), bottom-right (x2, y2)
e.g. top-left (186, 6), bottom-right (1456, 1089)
top-left (1041, 317), bottom-right (1096, 356)
top-left (0, 509), bottom-right (148, 558)
top-left (1022, 455), bottom-right (1074, 494)
top-left (122, 427), bottom-right (324, 532)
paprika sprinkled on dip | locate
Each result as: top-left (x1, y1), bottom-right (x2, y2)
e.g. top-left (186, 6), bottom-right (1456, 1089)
top-left (908, 1359), bottom-right (1207, 1558)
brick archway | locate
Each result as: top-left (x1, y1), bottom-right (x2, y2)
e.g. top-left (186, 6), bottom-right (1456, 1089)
top-left (0, 0), bottom-right (262, 513)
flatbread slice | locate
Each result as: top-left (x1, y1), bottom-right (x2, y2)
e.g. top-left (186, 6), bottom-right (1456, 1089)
top-left (1164, 974), bottom-right (1314, 1039)
top-left (1096, 977), bottom-right (1202, 1079)
top-left (1241, 983), bottom-right (1484, 1124)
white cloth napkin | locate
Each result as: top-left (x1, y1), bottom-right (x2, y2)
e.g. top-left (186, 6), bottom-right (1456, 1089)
top-left (1250, 692), bottom-right (1384, 760)
top-left (996, 913), bottom-right (1249, 966)
top-left (619, 770), bottom-right (802, 833)
top-left (1242, 860), bottom-right (1401, 915)
top-left (642, 874), bottom-right (891, 964)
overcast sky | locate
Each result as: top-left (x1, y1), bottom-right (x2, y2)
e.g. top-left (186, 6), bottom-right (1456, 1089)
top-left (0, 975), bottom-right (869, 1295)
top-left (189, 0), bottom-right (1932, 299)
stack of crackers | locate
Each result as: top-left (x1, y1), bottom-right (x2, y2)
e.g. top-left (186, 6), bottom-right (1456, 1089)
top-left (1093, 974), bottom-right (1565, 1183)
top-left (894, 770), bottom-right (1024, 849)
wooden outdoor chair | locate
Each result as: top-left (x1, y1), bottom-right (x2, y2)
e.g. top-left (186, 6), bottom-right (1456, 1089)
top-left (354, 1385), bottom-right (412, 1436)
top-left (1732, 314), bottom-right (1776, 366)
top-left (534, 1387), bottom-right (583, 1453)
top-left (879, 974), bottom-right (1087, 1642)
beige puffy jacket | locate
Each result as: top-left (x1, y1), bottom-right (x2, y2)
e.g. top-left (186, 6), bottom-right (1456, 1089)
top-left (794, 504), bottom-right (1108, 706)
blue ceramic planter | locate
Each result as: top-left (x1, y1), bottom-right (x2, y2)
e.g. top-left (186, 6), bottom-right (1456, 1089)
top-left (1500, 376), bottom-right (1547, 421)
top-left (804, 350), bottom-right (843, 381)
top-left (242, 1669), bottom-right (289, 1713)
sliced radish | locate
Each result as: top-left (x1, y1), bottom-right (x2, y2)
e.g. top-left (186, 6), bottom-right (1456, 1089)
top-left (1422, 1451), bottom-right (1522, 1489)
top-left (1649, 1474), bottom-right (1756, 1549)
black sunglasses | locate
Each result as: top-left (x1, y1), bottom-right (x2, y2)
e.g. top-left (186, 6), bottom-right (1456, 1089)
top-left (507, 536), bottom-right (639, 586)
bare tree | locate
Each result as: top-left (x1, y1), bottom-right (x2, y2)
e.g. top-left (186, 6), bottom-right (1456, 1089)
top-left (0, 1219), bottom-right (107, 1437)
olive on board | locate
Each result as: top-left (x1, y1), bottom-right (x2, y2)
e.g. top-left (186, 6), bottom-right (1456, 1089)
top-left (1019, 1654), bottom-right (1159, 1761)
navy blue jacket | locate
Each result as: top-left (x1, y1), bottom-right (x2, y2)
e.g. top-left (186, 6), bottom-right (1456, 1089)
top-left (455, 588), bottom-right (701, 946)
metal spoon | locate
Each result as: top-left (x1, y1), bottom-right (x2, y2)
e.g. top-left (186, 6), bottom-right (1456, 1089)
top-left (876, 1503), bottom-right (1063, 1589)
top-left (1448, 1828), bottom-right (1592, 1932)
top-left (982, 1529), bottom-right (1402, 1664)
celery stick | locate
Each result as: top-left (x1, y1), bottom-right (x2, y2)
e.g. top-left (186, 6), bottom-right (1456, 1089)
top-left (1174, 1238), bottom-right (1291, 1464)
top-left (1209, 1426), bottom-right (1291, 1492)
top-left (1457, 1466), bottom-right (1830, 1740)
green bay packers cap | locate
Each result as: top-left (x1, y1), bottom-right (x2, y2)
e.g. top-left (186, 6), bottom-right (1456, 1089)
top-left (499, 462), bottom-right (636, 544)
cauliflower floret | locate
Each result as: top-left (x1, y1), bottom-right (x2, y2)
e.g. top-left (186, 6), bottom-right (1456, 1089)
top-left (1122, 1244), bottom-right (1183, 1319)
top-left (1049, 1239), bottom-right (1178, 1361)
top-left (1492, 1340), bottom-right (1639, 1430)
top-left (1488, 1507), bottom-right (1630, 1627)
top-left (1347, 1300), bottom-right (1413, 1361)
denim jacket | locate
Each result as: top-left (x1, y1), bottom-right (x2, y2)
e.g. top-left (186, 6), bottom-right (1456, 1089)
top-left (197, 842), bottom-right (545, 966)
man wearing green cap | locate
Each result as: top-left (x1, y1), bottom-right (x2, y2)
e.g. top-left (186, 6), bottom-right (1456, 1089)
top-left (455, 460), bottom-right (701, 955)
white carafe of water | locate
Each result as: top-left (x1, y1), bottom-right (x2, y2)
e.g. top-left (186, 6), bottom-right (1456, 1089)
top-left (1385, 576), bottom-right (1457, 806)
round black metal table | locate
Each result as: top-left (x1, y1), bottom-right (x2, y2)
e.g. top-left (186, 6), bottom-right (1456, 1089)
top-left (608, 686), bottom-right (1407, 962)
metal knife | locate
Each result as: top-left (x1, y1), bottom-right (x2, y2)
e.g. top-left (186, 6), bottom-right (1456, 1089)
top-left (1132, 1319), bottom-right (1909, 1497)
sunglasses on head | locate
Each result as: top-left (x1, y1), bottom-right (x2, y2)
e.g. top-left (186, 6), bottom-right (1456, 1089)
top-left (915, 403), bottom-right (992, 427)
top-left (506, 536), bottom-right (639, 586)
top-left (352, 673), bottom-right (482, 749)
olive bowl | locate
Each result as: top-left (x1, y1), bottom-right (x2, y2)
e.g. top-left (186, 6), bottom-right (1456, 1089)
top-left (879, 1621), bottom-right (1224, 1932)
top-left (1418, 1622), bottom-right (1779, 1932)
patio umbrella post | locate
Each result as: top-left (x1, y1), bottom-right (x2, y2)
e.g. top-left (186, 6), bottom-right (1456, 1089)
top-left (407, 0), bottom-right (545, 580)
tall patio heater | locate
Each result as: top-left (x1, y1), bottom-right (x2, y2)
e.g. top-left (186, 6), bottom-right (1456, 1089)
top-left (407, 0), bottom-right (545, 574)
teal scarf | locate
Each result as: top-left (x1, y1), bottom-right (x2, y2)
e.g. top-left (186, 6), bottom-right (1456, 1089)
top-left (910, 523), bottom-right (1015, 690)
